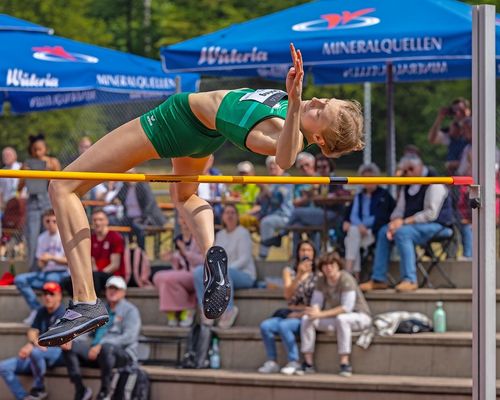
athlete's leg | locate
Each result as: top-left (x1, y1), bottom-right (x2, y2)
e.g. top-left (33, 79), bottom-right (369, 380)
top-left (51, 118), bottom-right (158, 302)
top-left (170, 157), bottom-right (230, 319)
top-left (170, 157), bottom-right (214, 253)
top-left (39, 118), bottom-right (159, 346)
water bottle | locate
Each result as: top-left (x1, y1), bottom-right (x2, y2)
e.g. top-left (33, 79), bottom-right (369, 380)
top-left (433, 301), bottom-right (447, 333)
top-left (209, 337), bottom-right (221, 369)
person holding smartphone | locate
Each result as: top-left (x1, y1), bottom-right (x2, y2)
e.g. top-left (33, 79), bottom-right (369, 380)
top-left (258, 240), bottom-right (317, 375)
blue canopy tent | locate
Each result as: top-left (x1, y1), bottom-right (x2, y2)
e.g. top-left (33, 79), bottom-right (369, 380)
top-left (0, 14), bottom-right (199, 114)
top-left (160, 0), bottom-right (500, 173)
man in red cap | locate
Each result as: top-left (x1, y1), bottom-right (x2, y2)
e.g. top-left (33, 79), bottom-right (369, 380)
top-left (0, 281), bottom-right (65, 399)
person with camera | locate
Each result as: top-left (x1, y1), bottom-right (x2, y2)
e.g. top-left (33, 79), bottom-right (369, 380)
top-left (257, 240), bottom-right (317, 375)
top-left (428, 98), bottom-right (470, 175)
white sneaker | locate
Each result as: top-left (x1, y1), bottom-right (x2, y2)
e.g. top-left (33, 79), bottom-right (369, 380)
top-left (258, 360), bottom-right (280, 374)
top-left (179, 309), bottom-right (195, 328)
top-left (280, 361), bottom-right (302, 376)
top-left (218, 306), bottom-right (239, 330)
top-left (23, 310), bottom-right (37, 326)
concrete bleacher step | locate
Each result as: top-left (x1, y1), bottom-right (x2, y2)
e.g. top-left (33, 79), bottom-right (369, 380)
top-left (0, 323), bottom-right (497, 378)
top-left (0, 259), bottom-right (484, 289)
top-left (0, 286), bottom-right (493, 331)
top-left (0, 366), bottom-right (496, 400)
top-left (257, 260), bottom-right (479, 289)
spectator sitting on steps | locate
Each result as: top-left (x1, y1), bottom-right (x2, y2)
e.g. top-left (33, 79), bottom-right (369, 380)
top-left (0, 281), bottom-right (65, 400)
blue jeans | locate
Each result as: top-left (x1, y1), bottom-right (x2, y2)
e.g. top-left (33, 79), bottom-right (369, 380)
top-left (459, 223), bottom-right (472, 258)
top-left (0, 347), bottom-right (62, 400)
top-left (14, 270), bottom-right (70, 310)
top-left (193, 266), bottom-right (255, 311)
top-left (372, 222), bottom-right (446, 283)
top-left (260, 317), bottom-right (301, 362)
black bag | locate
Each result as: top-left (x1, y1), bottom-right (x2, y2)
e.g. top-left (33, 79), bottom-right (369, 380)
top-left (110, 367), bottom-right (150, 400)
top-left (181, 323), bottom-right (213, 369)
top-left (396, 319), bottom-right (433, 334)
top-left (271, 308), bottom-right (293, 319)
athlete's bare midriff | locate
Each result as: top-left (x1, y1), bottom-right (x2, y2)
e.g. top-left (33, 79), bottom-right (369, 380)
top-left (188, 90), bottom-right (229, 130)
top-left (188, 89), bottom-right (285, 155)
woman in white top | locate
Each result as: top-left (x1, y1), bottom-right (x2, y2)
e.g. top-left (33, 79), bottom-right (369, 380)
top-left (193, 204), bottom-right (256, 329)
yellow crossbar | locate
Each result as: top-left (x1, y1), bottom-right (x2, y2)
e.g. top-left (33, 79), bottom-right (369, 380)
top-left (0, 169), bottom-right (473, 186)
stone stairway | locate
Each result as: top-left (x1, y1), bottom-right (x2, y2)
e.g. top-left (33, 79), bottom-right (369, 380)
top-left (0, 259), bottom-right (498, 399)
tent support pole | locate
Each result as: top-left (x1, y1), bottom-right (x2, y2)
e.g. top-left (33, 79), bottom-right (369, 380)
top-left (363, 82), bottom-right (372, 165)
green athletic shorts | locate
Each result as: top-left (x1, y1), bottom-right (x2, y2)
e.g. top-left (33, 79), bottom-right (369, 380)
top-left (140, 93), bottom-right (226, 159)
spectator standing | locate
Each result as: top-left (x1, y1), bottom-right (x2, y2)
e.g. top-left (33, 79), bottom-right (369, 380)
top-left (61, 276), bottom-right (141, 400)
top-left (0, 146), bottom-right (22, 215)
top-left (19, 134), bottom-right (61, 271)
top-left (258, 156), bottom-right (293, 260)
top-left (77, 136), bottom-right (92, 156)
top-left (428, 98), bottom-right (470, 175)
top-left (62, 208), bottom-right (125, 296)
top-left (15, 209), bottom-right (68, 324)
top-left (258, 240), bottom-right (317, 375)
top-left (0, 281), bottom-right (65, 400)
top-left (194, 204), bottom-right (256, 328)
top-left (153, 215), bottom-right (203, 327)
top-left (342, 163), bottom-right (395, 279)
top-left (300, 252), bottom-right (372, 376)
top-left (360, 155), bottom-right (453, 292)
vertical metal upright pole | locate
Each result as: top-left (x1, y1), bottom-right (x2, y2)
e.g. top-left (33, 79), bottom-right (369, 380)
top-left (386, 62), bottom-right (396, 196)
top-left (175, 76), bottom-right (181, 93)
top-left (472, 5), bottom-right (496, 400)
top-left (363, 82), bottom-right (372, 165)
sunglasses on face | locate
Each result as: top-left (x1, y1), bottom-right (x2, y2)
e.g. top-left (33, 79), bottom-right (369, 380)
top-left (402, 166), bottom-right (415, 175)
top-left (42, 291), bottom-right (55, 297)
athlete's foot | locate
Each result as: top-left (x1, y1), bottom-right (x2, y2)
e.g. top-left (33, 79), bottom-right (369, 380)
top-left (38, 299), bottom-right (109, 347)
top-left (203, 246), bottom-right (231, 319)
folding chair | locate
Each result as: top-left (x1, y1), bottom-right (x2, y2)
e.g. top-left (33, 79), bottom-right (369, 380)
top-left (359, 243), bottom-right (398, 286)
top-left (416, 225), bottom-right (456, 288)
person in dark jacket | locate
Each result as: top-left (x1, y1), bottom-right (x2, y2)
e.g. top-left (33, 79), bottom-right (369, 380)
top-left (342, 163), bottom-right (395, 278)
top-left (116, 176), bottom-right (166, 250)
top-left (360, 155), bottom-right (453, 292)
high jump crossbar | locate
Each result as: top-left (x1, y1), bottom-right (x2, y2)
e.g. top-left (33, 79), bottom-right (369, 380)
top-left (0, 169), bottom-right (474, 185)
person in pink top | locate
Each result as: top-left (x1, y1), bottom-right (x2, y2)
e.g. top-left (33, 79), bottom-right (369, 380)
top-left (153, 215), bottom-right (203, 327)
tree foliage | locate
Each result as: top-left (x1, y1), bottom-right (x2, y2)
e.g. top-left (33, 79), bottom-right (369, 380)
top-left (0, 0), bottom-right (498, 171)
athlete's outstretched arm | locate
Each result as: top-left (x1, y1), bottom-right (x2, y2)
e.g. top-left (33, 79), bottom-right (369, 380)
top-left (275, 43), bottom-right (305, 170)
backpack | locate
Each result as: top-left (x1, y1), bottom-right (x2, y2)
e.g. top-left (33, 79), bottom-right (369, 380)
top-left (110, 366), bottom-right (150, 400)
top-left (181, 322), bottom-right (213, 369)
top-left (124, 246), bottom-right (153, 288)
top-left (396, 319), bottom-right (433, 334)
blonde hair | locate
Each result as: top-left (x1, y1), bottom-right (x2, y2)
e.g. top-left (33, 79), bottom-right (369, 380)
top-left (322, 99), bottom-right (364, 156)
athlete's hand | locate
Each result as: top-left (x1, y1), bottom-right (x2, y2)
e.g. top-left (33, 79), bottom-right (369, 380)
top-left (286, 43), bottom-right (304, 104)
